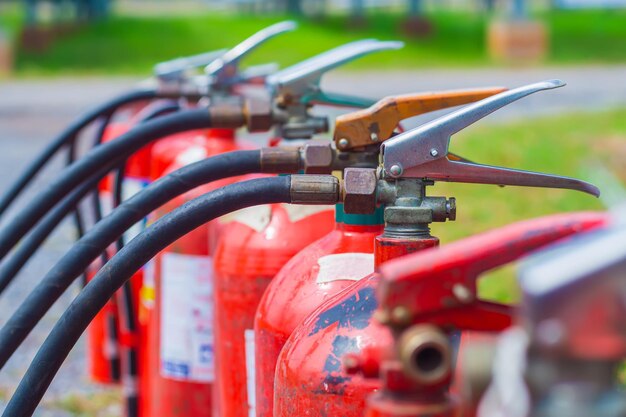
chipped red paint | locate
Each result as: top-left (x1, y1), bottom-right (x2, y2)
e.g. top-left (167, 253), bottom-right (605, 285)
top-left (273, 234), bottom-right (439, 417)
top-left (378, 211), bottom-right (610, 331)
top-left (254, 217), bottom-right (383, 417)
top-left (366, 211), bottom-right (610, 417)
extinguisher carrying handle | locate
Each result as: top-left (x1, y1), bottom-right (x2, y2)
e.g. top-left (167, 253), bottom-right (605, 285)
top-left (377, 211), bottom-right (610, 332)
top-left (333, 87), bottom-right (507, 151)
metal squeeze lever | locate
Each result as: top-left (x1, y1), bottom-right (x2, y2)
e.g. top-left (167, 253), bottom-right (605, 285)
top-left (519, 220), bottom-right (626, 360)
top-left (381, 80), bottom-right (600, 197)
top-left (152, 20), bottom-right (296, 91)
top-left (261, 87), bottom-right (507, 174)
top-left (205, 20), bottom-right (297, 90)
top-left (268, 39), bottom-right (403, 108)
top-left (265, 39), bottom-right (403, 139)
top-left (333, 87), bottom-right (507, 151)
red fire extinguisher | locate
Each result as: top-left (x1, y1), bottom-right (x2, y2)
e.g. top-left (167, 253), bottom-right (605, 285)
top-left (272, 231), bottom-right (439, 417)
top-left (212, 201), bottom-right (335, 417)
top-left (254, 204), bottom-right (384, 417)
top-left (271, 78), bottom-right (603, 417)
top-left (140, 128), bottom-right (249, 417)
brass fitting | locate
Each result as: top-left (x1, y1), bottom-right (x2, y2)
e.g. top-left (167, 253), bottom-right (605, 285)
top-left (302, 141), bottom-right (334, 174)
top-left (343, 168), bottom-right (378, 215)
top-left (244, 98), bottom-right (273, 132)
top-left (260, 147), bottom-right (302, 173)
top-left (398, 324), bottom-right (452, 385)
top-left (290, 175), bottom-right (340, 205)
top-left (208, 98), bottom-right (246, 128)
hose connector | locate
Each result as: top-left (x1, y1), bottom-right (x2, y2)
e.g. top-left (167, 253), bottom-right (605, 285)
top-left (260, 147), bottom-right (302, 173)
top-left (290, 175), bottom-right (340, 205)
top-left (208, 97), bottom-right (246, 128)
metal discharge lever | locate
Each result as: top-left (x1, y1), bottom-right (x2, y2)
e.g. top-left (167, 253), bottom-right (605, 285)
top-left (381, 80), bottom-right (600, 197)
top-left (266, 39), bottom-right (404, 139)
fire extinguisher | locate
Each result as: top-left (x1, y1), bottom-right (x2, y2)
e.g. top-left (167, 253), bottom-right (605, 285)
top-left (210, 37), bottom-right (406, 417)
top-left (136, 21), bottom-right (302, 417)
top-left (273, 230), bottom-right (439, 417)
top-left (212, 200), bottom-right (335, 417)
top-left (272, 81), bottom-right (601, 417)
top-left (252, 83), bottom-right (514, 417)
top-left (254, 203), bottom-right (384, 417)
top-left (140, 127), bottom-right (249, 417)
top-left (84, 14), bottom-right (295, 387)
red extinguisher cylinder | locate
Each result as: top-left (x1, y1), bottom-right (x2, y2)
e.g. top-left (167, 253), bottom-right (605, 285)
top-left (255, 204), bottom-right (385, 417)
top-left (273, 234), bottom-right (439, 417)
top-left (213, 202), bottom-right (335, 417)
top-left (140, 129), bottom-right (241, 417)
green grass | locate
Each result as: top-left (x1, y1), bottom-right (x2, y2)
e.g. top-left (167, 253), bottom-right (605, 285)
top-left (4, 8), bottom-right (626, 75)
top-left (427, 109), bottom-right (626, 304)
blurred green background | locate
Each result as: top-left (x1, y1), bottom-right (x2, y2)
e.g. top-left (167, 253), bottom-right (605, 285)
top-left (0, 0), bottom-right (625, 75)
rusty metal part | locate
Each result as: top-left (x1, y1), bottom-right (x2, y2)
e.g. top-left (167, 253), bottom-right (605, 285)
top-left (398, 325), bottom-right (452, 385)
top-left (260, 147), bottom-right (302, 173)
top-left (334, 87), bottom-right (506, 150)
top-left (208, 98), bottom-right (246, 128)
top-left (290, 175), bottom-right (340, 205)
top-left (243, 98), bottom-right (273, 132)
top-left (302, 141), bottom-right (334, 174)
top-left (301, 142), bottom-right (380, 173)
top-left (343, 168), bottom-right (378, 214)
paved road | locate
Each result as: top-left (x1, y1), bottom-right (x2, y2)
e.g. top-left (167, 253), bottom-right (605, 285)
top-left (0, 65), bottom-right (624, 415)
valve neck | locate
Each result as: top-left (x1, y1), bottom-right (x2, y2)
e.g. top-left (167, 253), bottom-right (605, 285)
top-left (335, 203), bottom-right (384, 227)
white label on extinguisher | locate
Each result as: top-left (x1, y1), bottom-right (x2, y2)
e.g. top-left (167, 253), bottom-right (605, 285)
top-left (316, 253), bottom-right (375, 284)
top-left (122, 177), bottom-right (150, 243)
top-left (160, 252), bottom-right (215, 383)
top-left (244, 329), bottom-right (256, 417)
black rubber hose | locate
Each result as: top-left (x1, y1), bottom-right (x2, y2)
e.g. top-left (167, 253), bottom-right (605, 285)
top-left (88, 112), bottom-right (116, 271)
top-left (0, 108), bottom-right (215, 262)
top-left (0, 89), bottom-right (157, 218)
top-left (0, 165), bottom-right (109, 294)
top-left (2, 176), bottom-right (292, 417)
top-left (0, 150), bottom-right (261, 370)
top-left (66, 136), bottom-right (89, 287)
